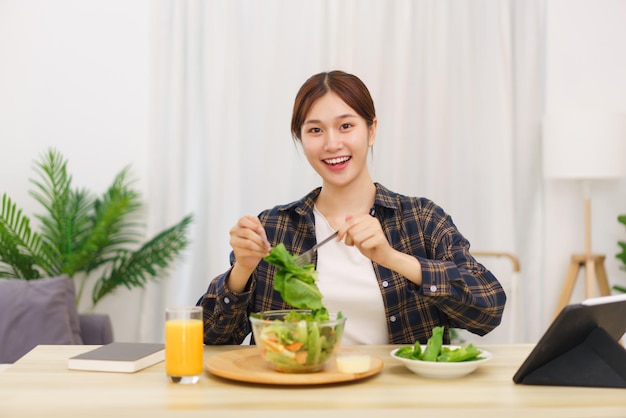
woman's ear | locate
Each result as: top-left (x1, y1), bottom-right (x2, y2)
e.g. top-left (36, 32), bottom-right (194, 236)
top-left (368, 118), bottom-right (378, 146)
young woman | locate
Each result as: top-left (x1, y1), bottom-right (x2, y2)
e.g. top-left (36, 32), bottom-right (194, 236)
top-left (197, 70), bottom-right (506, 345)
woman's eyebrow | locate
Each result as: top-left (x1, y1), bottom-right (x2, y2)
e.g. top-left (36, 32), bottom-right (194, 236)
top-left (303, 113), bottom-right (356, 125)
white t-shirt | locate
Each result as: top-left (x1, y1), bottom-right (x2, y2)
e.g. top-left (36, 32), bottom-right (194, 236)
top-left (313, 207), bottom-right (388, 345)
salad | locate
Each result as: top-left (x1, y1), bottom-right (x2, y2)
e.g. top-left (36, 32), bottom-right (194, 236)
top-left (394, 326), bottom-right (484, 362)
top-left (250, 244), bottom-right (345, 372)
top-left (250, 310), bottom-right (345, 371)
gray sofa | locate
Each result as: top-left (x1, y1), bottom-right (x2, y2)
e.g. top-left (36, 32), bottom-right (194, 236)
top-left (78, 313), bottom-right (114, 345)
top-left (0, 276), bottom-right (113, 363)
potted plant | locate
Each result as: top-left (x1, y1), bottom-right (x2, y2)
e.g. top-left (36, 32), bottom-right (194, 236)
top-left (615, 214), bottom-right (626, 293)
top-left (0, 148), bottom-right (193, 311)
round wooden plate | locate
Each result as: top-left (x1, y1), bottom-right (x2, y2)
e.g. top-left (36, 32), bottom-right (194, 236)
top-left (205, 347), bottom-right (383, 385)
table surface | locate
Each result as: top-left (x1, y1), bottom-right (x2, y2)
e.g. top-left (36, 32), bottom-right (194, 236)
top-left (0, 344), bottom-right (625, 418)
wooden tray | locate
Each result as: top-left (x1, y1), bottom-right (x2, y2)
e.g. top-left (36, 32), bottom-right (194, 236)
top-left (205, 347), bottom-right (383, 385)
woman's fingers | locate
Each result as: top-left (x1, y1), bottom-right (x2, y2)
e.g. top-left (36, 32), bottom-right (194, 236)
top-left (341, 214), bottom-right (392, 263)
top-left (229, 216), bottom-right (271, 266)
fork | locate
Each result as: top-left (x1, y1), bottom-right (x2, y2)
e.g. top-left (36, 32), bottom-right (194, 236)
top-left (293, 231), bottom-right (339, 266)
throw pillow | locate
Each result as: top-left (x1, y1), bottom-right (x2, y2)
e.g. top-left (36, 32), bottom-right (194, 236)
top-left (0, 276), bottom-right (83, 363)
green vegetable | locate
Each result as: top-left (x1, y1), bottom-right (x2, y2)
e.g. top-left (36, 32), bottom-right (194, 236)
top-left (264, 243), bottom-right (325, 313)
top-left (394, 340), bottom-right (422, 360)
top-left (420, 326), bottom-right (444, 361)
top-left (394, 326), bottom-right (484, 363)
top-left (437, 343), bottom-right (482, 362)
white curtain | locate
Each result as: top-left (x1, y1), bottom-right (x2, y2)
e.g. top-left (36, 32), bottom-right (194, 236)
top-left (141, 0), bottom-right (546, 343)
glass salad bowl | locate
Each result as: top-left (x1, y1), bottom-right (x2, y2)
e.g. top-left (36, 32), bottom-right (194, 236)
top-left (249, 310), bottom-right (346, 373)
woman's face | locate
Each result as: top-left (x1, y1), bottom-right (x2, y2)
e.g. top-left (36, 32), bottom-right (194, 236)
top-left (300, 92), bottom-right (376, 188)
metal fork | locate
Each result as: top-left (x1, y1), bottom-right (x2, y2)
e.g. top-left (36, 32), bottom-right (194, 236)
top-left (293, 231), bottom-right (339, 266)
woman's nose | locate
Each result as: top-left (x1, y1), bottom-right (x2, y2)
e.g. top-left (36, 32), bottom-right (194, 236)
top-left (323, 131), bottom-right (343, 151)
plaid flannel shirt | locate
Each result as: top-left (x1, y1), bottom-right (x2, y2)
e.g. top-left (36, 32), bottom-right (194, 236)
top-left (197, 183), bottom-right (506, 345)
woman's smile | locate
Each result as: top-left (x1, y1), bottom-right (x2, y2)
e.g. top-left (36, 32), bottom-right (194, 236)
top-left (324, 155), bottom-right (352, 170)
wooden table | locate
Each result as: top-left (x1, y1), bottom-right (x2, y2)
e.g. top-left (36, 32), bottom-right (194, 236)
top-left (0, 344), bottom-right (624, 417)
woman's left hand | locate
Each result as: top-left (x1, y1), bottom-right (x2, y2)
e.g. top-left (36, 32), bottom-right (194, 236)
top-left (339, 214), bottom-right (394, 266)
top-left (339, 213), bottom-right (423, 285)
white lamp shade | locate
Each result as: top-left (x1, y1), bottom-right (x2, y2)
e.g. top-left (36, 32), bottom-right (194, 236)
top-left (542, 112), bottom-right (626, 179)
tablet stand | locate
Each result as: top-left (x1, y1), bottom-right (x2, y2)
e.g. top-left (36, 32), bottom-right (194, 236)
top-left (520, 327), bottom-right (626, 388)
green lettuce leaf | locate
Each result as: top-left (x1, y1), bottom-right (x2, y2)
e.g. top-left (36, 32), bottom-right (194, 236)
top-left (437, 343), bottom-right (482, 362)
top-left (420, 326), bottom-right (444, 361)
top-left (264, 243), bottom-right (324, 311)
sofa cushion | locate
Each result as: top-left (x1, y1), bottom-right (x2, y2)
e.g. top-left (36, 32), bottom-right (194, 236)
top-left (0, 276), bottom-right (83, 363)
top-left (79, 313), bottom-right (114, 345)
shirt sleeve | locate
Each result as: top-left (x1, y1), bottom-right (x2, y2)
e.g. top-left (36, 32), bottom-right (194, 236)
top-left (412, 199), bottom-right (507, 336)
top-left (196, 264), bottom-right (256, 345)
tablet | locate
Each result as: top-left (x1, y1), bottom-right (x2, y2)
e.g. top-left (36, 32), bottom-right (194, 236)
top-left (512, 293), bottom-right (626, 387)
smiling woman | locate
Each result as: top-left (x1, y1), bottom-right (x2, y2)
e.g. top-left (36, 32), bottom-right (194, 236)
top-left (196, 70), bottom-right (507, 347)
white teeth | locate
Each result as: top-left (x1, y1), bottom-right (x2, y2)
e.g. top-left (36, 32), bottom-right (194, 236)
top-left (325, 156), bottom-right (350, 165)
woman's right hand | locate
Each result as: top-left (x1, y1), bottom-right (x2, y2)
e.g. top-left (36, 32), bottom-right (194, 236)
top-left (227, 216), bottom-right (271, 292)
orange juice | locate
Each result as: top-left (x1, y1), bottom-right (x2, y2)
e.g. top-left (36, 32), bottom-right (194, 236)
top-left (165, 318), bottom-right (203, 376)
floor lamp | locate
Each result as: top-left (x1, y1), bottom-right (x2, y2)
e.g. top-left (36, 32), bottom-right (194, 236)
top-left (542, 112), bottom-right (626, 317)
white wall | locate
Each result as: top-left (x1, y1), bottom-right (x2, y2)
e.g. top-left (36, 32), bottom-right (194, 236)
top-left (542, 0), bottom-right (626, 324)
top-left (0, 0), bottom-right (151, 341)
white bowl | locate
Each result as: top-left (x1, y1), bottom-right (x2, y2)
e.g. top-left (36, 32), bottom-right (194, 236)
top-left (390, 345), bottom-right (492, 379)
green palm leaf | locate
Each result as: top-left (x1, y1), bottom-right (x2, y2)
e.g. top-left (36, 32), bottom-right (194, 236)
top-left (618, 241), bottom-right (626, 271)
top-left (617, 215), bottom-right (626, 273)
top-left (615, 214), bottom-right (626, 293)
top-left (0, 194), bottom-right (56, 278)
top-left (29, 149), bottom-right (74, 251)
top-left (91, 215), bottom-right (193, 306)
top-left (0, 148), bottom-right (193, 310)
top-left (66, 168), bottom-right (142, 276)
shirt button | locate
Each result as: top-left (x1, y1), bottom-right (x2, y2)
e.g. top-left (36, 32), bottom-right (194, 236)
top-left (382, 281), bottom-right (389, 288)
top-left (430, 285), bottom-right (437, 292)
top-left (390, 315), bottom-right (396, 322)
top-left (224, 297), bottom-right (230, 304)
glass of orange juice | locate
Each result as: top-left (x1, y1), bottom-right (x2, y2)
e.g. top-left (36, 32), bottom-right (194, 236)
top-left (165, 306), bottom-right (203, 384)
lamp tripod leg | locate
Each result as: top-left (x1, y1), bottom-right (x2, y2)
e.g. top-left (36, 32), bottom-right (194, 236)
top-left (595, 257), bottom-right (611, 296)
top-left (585, 259), bottom-right (596, 299)
top-left (554, 254), bottom-right (611, 319)
top-left (554, 256), bottom-right (581, 318)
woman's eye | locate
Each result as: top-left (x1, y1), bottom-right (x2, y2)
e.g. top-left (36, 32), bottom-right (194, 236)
top-left (309, 127), bottom-right (322, 133)
top-left (340, 123), bottom-right (352, 130)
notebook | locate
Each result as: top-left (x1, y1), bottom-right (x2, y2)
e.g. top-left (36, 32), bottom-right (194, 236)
top-left (68, 342), bottom-right (165, 373)
top-left (513, 293), bottom-right (626, 388)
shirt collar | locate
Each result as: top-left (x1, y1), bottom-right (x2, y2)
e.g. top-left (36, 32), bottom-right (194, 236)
top-left (280, 183), bottom-right (400, 217)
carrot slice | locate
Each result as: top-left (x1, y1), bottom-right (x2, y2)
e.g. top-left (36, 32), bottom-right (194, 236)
top-left (284, 342), bottom-right (303, 351)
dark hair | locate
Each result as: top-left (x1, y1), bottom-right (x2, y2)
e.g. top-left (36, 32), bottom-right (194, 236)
top-left (290, 70), bottom-right (376, 142)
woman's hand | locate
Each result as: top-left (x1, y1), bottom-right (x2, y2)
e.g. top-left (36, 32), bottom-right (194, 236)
top-left (227, 215), bottom-right (271, 292)
top-left (339, 214), bottom-right (423, 285)
top-left (339, 214), bottom-right (394, 266)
